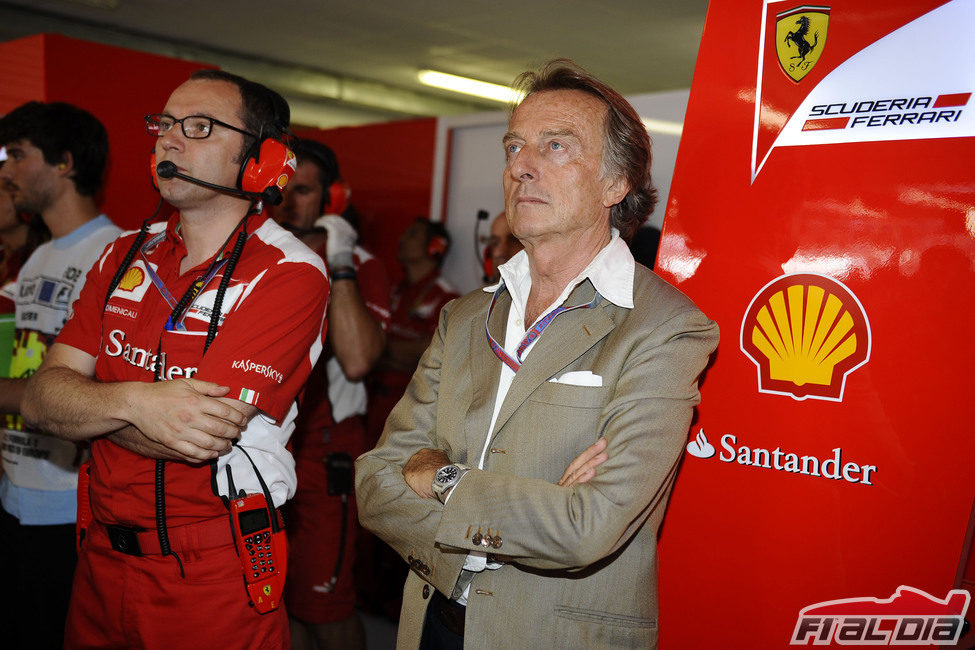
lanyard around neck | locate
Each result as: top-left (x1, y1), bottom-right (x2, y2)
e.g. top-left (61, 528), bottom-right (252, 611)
top-left (139, 231), bottom-right (230, 332)
top-left (484, 282), bottom-right (598, 373)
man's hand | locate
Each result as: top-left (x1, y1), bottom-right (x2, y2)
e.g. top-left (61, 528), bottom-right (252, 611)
top-left (127, 378), bottom-right (249, 462)
top-left (558, 437), bottom-right (608, 487)
top-left (403, 448), bottom-right (450, 499)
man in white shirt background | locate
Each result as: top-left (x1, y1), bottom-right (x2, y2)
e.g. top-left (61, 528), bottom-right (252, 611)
top-left (0, 100), bottom-right (121, 650)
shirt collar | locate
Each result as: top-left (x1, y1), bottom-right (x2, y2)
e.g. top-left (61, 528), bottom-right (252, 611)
top-left (162, 210), bottom-right (265, 268)
top-left (485, 228), bottom-right (635, 312)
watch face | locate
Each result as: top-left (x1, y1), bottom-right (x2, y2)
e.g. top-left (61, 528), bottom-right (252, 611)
top-left (436, 465), bottom-right (459, 484)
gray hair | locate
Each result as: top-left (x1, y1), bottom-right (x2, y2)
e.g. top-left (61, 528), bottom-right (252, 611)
top-left (511, 59), bottom-right (656, 242)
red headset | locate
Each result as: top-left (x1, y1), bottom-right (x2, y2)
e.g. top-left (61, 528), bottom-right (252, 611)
top-left (149, 141), bottom-right (296, 205)
top-left (236, 137), bottom-right (297, 205)
top-left (427, 234), bottom-right (448, 259)
top-left (149, 152), bottom-right (161, 190)
top-left (325, 178), bottom-right (351, 216)
top-left (483, 242), bottom-right (494, 280)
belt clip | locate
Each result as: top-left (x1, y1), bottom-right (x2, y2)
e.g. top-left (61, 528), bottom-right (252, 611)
top-left (107, 525), bottom-right (144, 556)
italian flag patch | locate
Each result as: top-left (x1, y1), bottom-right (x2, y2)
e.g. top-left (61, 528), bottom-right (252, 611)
top-left (238, 388), bottom-right (259, 405)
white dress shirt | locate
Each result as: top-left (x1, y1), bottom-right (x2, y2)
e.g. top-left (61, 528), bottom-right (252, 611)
top-left (453, 229), bottom-right (636, 604)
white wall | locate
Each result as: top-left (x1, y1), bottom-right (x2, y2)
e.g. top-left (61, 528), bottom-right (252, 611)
top-left (432, 89), bottom-right (691, 295)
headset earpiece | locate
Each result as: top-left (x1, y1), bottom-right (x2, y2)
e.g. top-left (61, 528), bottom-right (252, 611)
top-left (237, 138), bottom-right (297, 206)
top-left (325, 179), bottom-right (351, 216)
top-left (427, 234), bottom-right (448, 260)
top-left (149, 151), bottom-right (159, 191)
top-left (483, 243), bottom-right (494, 281)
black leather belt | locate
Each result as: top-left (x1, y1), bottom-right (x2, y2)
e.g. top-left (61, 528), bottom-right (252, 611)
top-left (101, 516), bottom-right (235, 556)
top-left (430, 588), bottom-right (466, 636)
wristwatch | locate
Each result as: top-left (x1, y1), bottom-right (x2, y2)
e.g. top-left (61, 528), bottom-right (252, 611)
top-left (432, 464), bottom-right (471, 503)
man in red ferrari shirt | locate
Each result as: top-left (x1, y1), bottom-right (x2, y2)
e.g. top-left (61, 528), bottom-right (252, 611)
top-left (23, 70), bottom-right (329, 649)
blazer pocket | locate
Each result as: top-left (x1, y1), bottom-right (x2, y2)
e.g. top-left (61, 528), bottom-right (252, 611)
top-left (554, 605), bottom-right (657, 648)
top-left (529, 381), bottom-right (611, 408)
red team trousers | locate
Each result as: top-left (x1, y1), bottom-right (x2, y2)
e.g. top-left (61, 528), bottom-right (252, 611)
top-left (65, 519), bottom-right (288, 649)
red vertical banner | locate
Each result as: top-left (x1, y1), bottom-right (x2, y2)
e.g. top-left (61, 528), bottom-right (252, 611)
top-left (658, 1), bottom-right (974, 648)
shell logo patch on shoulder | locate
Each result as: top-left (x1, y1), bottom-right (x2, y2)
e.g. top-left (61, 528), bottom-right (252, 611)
top-left (119, 267), bottom-right (145, 292)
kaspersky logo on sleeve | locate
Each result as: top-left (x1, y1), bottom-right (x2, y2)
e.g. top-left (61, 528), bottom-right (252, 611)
top-left (791, 585), bottom-right (970, 645)
top-left (740, 273), bottom-right (870, 402)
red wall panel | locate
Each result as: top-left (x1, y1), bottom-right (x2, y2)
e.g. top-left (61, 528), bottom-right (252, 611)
top-left (0, 35), bottom-right (46, 113)
top-left (1, 33), bottom-right (439, 275)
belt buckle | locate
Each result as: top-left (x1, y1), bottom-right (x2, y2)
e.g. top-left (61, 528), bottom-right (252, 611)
top-left (106, 525), bottom-right (143, 556)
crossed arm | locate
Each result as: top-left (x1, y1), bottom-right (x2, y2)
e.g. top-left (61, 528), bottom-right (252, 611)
top-left (357, 299), bottom-right (719, 585)
top-left (402, 438), bottom-right (609, 500)
top-left (23, 342), bottom-right (256, 463)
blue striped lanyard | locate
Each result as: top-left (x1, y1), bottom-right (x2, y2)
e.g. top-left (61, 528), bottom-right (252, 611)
top-left (484, 283), bottom-right (597, 372)
top-left (139, 231), bottom-right (228, 331)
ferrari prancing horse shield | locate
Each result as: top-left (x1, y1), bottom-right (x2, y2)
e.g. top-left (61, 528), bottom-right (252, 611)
top-left (776, 5), bottom-right (830, 82)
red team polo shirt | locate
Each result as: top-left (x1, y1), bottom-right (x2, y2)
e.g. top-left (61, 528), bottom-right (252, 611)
top-left (285, 245), bottom-right (389, 624)
top-left (292, 245), bottom-right (390, 444)
top-left (58, 211), bottom-right (329, 529)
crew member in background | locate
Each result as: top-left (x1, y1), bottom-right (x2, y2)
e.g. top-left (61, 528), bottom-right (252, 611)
top-left (22, 70), bottom-right (329, 648)
top-left (486, 210), bottom-right (523, 284)
top-left (366, 218), bottom-right (458, 447)
top-left (274, 138), bottom-right (390, 650)
top-left (361, 217), bottom-right (458, 618)
top-left (0, 176), bottom-right (22, 332)
top-left (0, 102), bottom-right (121, 650)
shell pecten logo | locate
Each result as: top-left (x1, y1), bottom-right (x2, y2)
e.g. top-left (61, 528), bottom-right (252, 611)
top-left (740, 273), bottom-right (870, 402)
top-left (119, 267), bottom-right (145, 292)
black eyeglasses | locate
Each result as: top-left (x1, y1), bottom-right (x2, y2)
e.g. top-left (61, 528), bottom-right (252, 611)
top-left (145, 113), bottom-right (256, 140)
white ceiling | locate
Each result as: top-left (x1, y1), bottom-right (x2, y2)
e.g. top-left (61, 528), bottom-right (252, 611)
top-left (0, 0), bottom-right (711, 128)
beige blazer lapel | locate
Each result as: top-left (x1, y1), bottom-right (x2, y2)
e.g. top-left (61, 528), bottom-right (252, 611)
top-left (491, 281), bottom-right (615, 439)
top-left (463, 289), bottom-right (509, 462)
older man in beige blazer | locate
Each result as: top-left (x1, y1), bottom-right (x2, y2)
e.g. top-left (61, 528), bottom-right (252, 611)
top-left (356, 59), bottom-right (719, 649)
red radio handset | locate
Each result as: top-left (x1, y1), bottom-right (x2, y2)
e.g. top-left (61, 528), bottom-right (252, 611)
top-left (225, 451), bottom-right (287, 614)
top-left (229, 492), bottom-right (287, 614)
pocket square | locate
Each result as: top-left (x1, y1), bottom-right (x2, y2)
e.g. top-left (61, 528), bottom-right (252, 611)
top-left (548, 370), bottom-right (603, 387)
